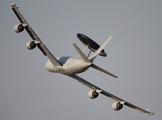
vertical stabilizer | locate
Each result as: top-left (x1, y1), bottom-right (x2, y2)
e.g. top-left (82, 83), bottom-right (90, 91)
top-left (89, 36), bottom-right (112, 61)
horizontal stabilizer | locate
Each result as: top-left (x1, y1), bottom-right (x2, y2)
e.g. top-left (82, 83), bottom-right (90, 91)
top-left (91, 63), bottom-right (118, 78)
top-left (73, 43), bottom-right (91, 64)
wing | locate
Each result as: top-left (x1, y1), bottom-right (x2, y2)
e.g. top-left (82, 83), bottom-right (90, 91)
top-left (10, 3), bottom-right (61, 67)
top-left (68, 74), bottom-right (154, 115)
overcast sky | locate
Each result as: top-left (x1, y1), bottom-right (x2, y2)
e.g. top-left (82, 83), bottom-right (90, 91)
top-left (1, 0), bottom-right (161, 120)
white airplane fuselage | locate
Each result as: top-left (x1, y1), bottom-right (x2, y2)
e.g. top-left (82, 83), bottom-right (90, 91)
top-left (10, 3), bottom-right (154, 115)
top-left (45, 57), bottom-right (91, 74)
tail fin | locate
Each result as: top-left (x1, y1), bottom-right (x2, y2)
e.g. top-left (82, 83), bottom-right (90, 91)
top-left (89, 36), bottom-right (112, 61)
top-left (73, 42), bottom-right (118, 78)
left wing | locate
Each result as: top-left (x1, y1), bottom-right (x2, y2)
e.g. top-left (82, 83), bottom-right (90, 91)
top-left (68, 74), bottom-right (154, 115)
top-left (10, 3), bottom-right (61, 67)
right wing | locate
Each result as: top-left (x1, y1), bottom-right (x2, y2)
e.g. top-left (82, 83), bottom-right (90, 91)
top-left (10, 3), bottom-right (61, 67)
top-left (68, 74), bottom-right (154, 115)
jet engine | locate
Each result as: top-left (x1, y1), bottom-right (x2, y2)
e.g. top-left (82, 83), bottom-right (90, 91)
top-left (26, 41), bottom-right (36, 50)
top-left (88, 90), bottom-right (99, 99)
top-left (14, 24), bottom-right (24, 33)
top-left (112, 101), bottom-right (123, 111)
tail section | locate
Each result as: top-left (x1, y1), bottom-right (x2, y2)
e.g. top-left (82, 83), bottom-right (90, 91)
top-left (73, 43), bottom-right (91, 64)
top-left (89, 36), bottom-right (112, 61)
top-left (72, 40), bottom-right (118, 78)
top-left (91, 63), bottom-right (118, 78)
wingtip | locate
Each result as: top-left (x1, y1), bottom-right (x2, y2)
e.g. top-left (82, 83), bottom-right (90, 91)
top-left (107, 36), bottom-right (112, 41)
top-left (114, 75), bottom-right (118, 78)
top-left (149, 112), bottom-right (154, 116)
top-left (10, 3), bottom-right (16, 7)
top-left (146, 109), bottom-right (154, 116)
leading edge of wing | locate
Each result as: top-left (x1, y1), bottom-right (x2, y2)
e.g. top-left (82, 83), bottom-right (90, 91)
top-left (68, 74), bottom-right (154, 115)
top-left (10, 3), bottom-right (40, 41)
top-left (10, 4), bottom-right (61, 67)
top-left (101, 90), bottom-right (154, 115)
top-left (124, 102), bottom-right (154, 116)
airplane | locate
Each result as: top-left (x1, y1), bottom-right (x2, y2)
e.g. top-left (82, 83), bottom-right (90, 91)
top-left (10, 3), bottom-right (154, 116)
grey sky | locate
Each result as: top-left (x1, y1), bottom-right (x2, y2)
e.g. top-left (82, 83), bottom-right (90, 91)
top-left (1, 0), bottom-right (161, 120)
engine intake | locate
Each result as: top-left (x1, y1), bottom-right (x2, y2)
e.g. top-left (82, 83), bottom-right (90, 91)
top-left (14, 24), bottom-right (24, 33)
top-left (112, 101), bottom-right (123, 111)
top-left (26, 41), bottom-right (36, 50)
top-left (88, 90), bottom-right (99, 99)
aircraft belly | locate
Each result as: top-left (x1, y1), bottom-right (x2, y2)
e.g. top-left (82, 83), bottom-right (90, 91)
top-left (45, 58), bottom-right (90, 74)
top-left (66, 61), bottom-right (90, 74)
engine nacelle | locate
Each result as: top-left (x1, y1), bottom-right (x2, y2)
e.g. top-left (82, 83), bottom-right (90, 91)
top-left (26, 41), bottom-right (36, 50)
top-left (14, 24), bottom-right (24, 33)
top-left (112, 101), bottom-right (123, 111)
top-left (88, 90), bottom-right (99, 99)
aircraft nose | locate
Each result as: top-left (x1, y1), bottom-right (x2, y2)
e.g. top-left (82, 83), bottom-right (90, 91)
top-left (45, 59), bottom-right (56, 72)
